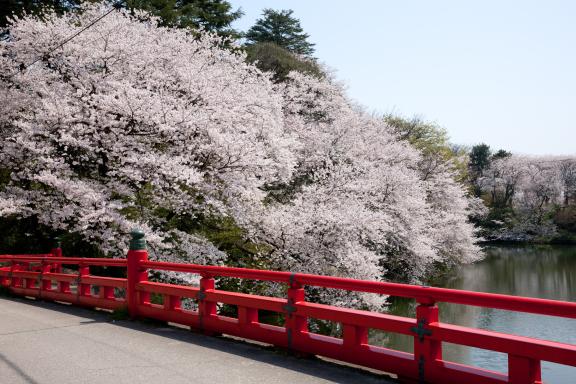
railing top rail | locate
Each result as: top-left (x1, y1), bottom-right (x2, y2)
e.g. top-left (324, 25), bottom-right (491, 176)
top-left (2, 255), bottom-right (575, 319)
top-left (142, 260), bottom-right (293, 282)
top-left (0, 255), bottom-right (127, 266)
top-left (0, 254), bottom-right (54, 258)
top-left (141, 260), bottom-right (576, 319)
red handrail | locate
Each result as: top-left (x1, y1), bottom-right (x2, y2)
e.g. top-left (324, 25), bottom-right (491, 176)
top-left (141, 260), bottom-right (576, 319)
top-left (0, 238), bottom-right (574, 384)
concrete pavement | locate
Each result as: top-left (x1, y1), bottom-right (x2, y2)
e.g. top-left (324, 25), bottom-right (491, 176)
top-left (0, 296), bottom-right (397, 383)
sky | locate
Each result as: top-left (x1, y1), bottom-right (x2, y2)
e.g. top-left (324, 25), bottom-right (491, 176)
top-left (229, 1), bottom-right (575, 155)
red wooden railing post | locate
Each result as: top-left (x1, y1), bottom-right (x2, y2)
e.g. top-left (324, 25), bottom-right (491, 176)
top-left (413, 298), bottom-right (442, 383)
top-left (59, 272), bottom-right (71, 294)
top-left (164, 294), bottom-right (181, 311)
top-left (24, 261), bottom-right (35, 289)
top-left (0, 266), bottom-right (6, 287)
top-left (101, 286), bottom-right (116, 300)
top-left (343, 324), bottom-right (368, 348)
top-left (9, 259), bottom-right (21, 289)
top-left (127, 229), bottom-right (148, 319)
top-left (78, 263), bottom-right (91, 297)
top-left (285, 274), bottom-right (307, 351)
top-left (238, 306), bottom-right (258, 326)
top-left (41, 260), bottom-right (52, 292)
top-left (50, 237), bottom-right (62, 273)
top-left (198, 274), bottom-right (217, 334)
top-left (508, 355), bottom-right (542, 384)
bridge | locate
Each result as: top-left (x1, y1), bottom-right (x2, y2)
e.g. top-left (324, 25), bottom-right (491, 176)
top-left (1, 230), bottom-right (575, 384)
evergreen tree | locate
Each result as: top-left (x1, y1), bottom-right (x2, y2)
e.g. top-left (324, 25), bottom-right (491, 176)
top-left (492, 149), bottom-right (512, 160)
top-left (245, 9), bottom-right (315, 56)
top-left (469, 144), bottom-right (491, 176)
top-left (469, 143), bottom-right (491, 197)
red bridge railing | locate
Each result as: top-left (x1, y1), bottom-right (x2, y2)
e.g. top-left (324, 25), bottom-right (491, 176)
top-left (1, 230), bottom-right (575, 384)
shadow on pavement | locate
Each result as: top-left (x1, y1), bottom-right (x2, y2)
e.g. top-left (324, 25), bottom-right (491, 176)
top-left (0, 352), bottom-right (41, 384)
top-left (1, 296), bottom-right (399, 384)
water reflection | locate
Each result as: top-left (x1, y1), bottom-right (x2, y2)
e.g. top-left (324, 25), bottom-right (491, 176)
top-left (376, 245), bottom-right (576, 384)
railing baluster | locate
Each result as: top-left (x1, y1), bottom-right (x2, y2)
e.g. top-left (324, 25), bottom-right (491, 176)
top-left (285, 277), bottom-right (307, 351)
top-left (98, 285), bottom-right (115, 300)
top-left (41, 261), bottom-right (51, 292)
top-left (10, 260), bottom-right (21, 288)
top-left (164, 294), bottom-right (181, 311)
top-left (78, 264), bottom-right (90, 297)
top-left (24, 262), bottom-right (35, 289)
top-left (198, 275), bottom-right (217, 334)
top-left (343, 324), bottom-right (368, 348)
top-left (59, 273), bottom-right (71, 294)
top-left (0, 267), bottom-right (6, 287)
top-left (413, 299), bottom-right (442, 383)
top-left (50, 237), bottom-right (62, 273)
top-left (508, 355), bottom-right (542, 384)
top-left (238, 307), bottom-right (258, 326)
top-left (103, 286), bottom-right (115, 300)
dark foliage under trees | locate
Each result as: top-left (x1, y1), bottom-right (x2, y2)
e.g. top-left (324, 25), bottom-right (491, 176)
top-left (245, 42), bottom-right (322, 83)
top-left (0, 0), bottom-right (84, 28)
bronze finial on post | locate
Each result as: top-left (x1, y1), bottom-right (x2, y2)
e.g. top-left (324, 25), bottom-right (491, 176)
top-left (129, 228), bottom-right (146, 251)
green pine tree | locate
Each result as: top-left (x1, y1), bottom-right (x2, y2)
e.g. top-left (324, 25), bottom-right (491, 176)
top-left (245, 8), bottom-right (315, 56)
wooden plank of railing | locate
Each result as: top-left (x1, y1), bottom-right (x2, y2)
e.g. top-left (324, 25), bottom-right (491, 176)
top-left (137, 281), bottom-right (199, 297)
top-left (0, 256), bottom-right (127, 267)
top-left (141, 260), bottom-right (292, 282)
top-left (431, 322), bottom-right (576, 366)
top-left (81, 275), bottom-right (127, 288)
top-left (296, 301), bottom-right (415, 335)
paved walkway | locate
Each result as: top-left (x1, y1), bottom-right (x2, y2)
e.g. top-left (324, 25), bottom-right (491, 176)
top-left (0, 297), bottom-right (397, 383)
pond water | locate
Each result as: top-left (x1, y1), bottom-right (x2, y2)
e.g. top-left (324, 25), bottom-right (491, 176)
top-left (379, 245), bottom-right (576, 384)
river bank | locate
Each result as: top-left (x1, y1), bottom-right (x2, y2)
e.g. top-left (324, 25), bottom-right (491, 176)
top-left (479, 227), bottom-right (576, 245)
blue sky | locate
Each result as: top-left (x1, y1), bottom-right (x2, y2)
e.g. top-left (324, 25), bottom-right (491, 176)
top-left (229, 1), bottom-right (575, 155)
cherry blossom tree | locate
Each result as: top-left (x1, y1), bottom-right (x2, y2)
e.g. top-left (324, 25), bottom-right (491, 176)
top-left (241, 72), bottom-right (482, 306)
top-left (480, 155), bottom-right (576, 240)
top-left (0, 4), bottom-right (482, 308)
top-left (480, 156), bottom-right (524, 209)
top-left (0, 5), bottom-right (295, 262)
